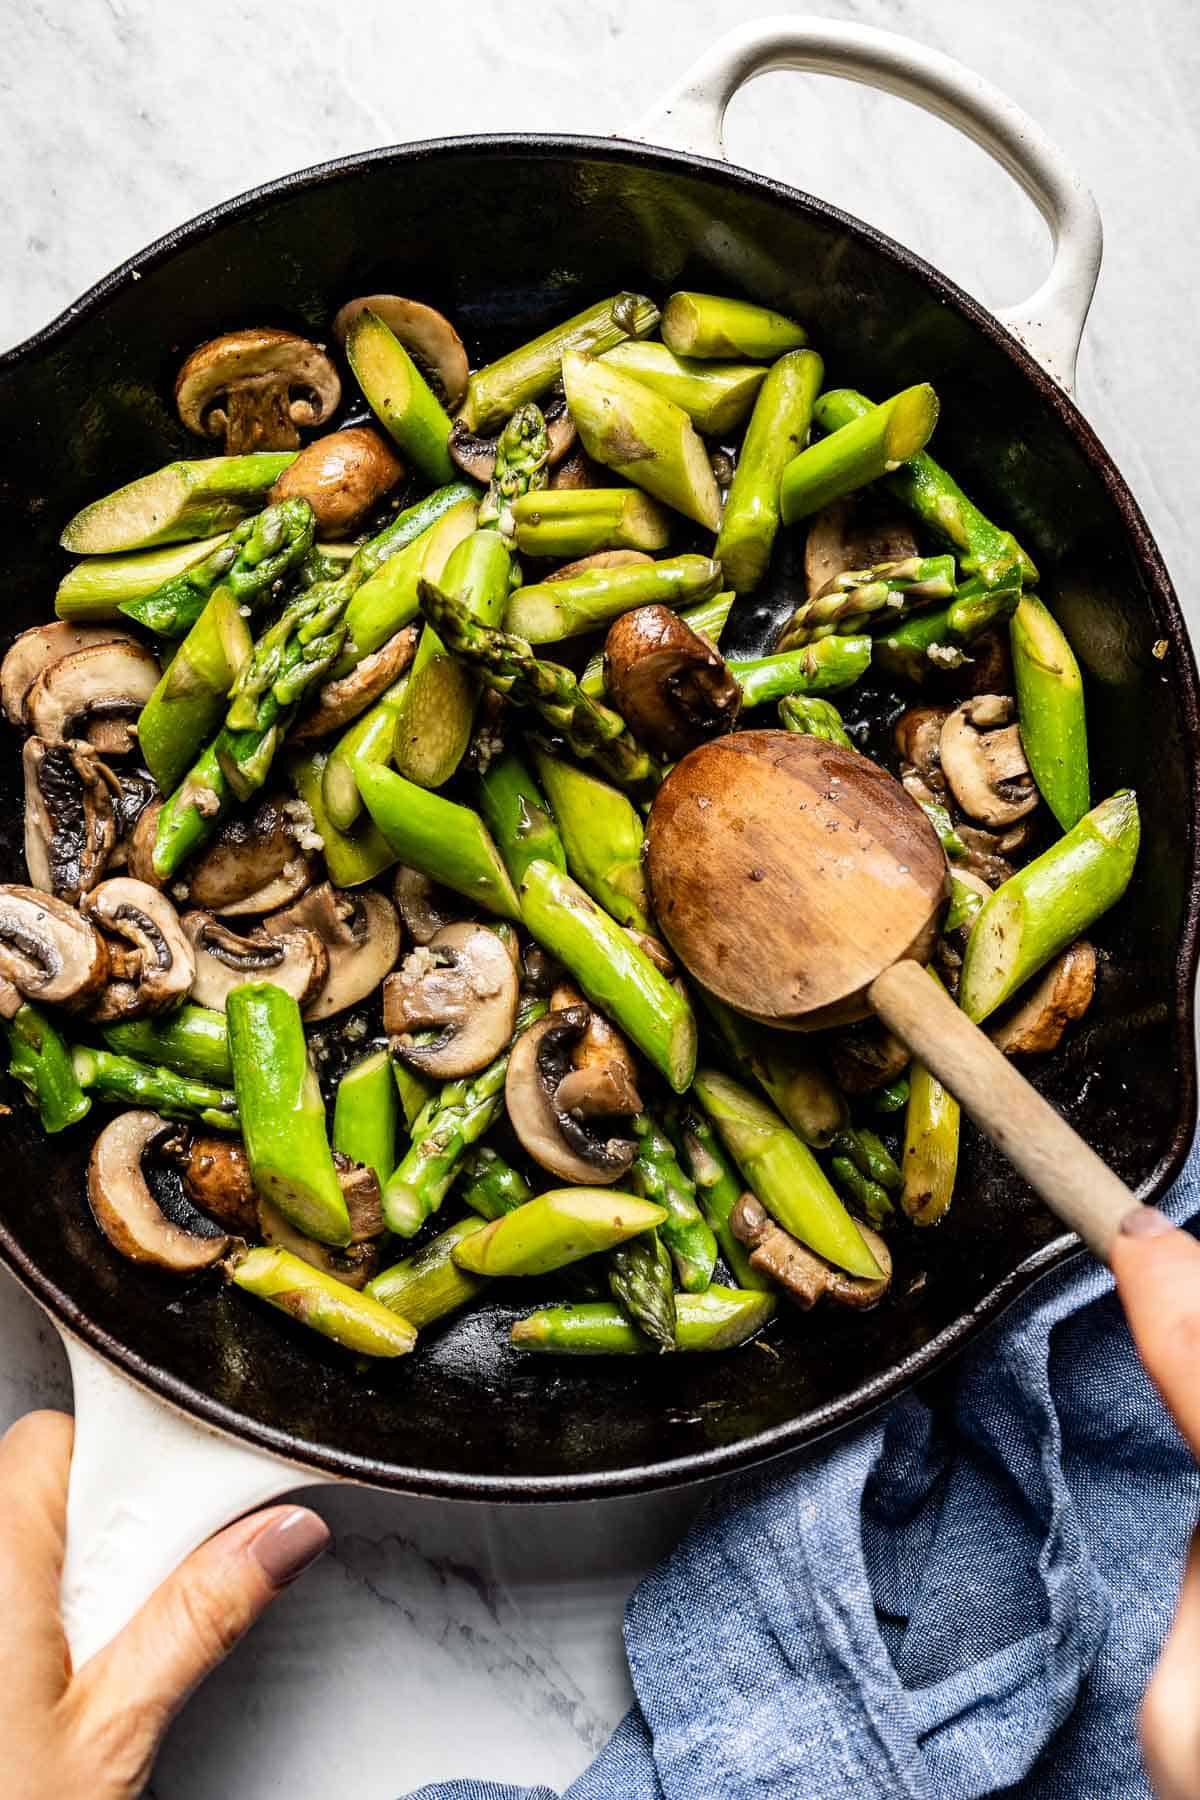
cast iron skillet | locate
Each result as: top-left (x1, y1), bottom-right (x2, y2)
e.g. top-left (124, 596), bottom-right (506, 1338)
top-left (0, 72), bottom-right (1197, 1504)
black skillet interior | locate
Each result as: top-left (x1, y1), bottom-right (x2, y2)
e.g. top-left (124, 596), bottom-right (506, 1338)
top-left (0, 139), bottom-right (1196, 1498)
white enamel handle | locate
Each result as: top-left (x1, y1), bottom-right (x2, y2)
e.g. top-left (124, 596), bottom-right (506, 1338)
top-left (636, 16), bottom-right (1103, 393)
top-left (60, 1334), bottom-right (331, 1668)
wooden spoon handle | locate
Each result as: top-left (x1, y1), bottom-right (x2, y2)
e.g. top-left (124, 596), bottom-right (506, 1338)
top-left (868, 959), bottom-right (1135, 1260)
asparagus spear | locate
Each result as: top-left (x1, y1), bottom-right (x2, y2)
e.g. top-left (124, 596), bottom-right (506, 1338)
top-left (285, 747), bottom-right (396, 889)
top-left (562, 351), bottom-right (721, 530)
top-left (460, 1145), bottom-right (533, 1220)
top-left (417, 577), bottom-right (661, 791)
top-left (226, 984), bottom-right (350, 1246)
top-left (336, 491), bottom-right (477, 670)
top-left (334, 1048), bottom-right (399, 1190)
top-left (693, 1069), bottom-right (881, 1279)
top-left (451, 1188), bottom-right (667, 1277)
top-left (318, 671), bottom-right (412, 832)
top-left (228, 1245), bottom-right (416, 1357)
top-left (103, 1004), bottom-right (232, 1085)
top-left (714, 348), bottom-right (824, 591)
top-left (959, 790), bottom-right (1140, 1022)
top-left (900, 1028), bottom-right (960, 1227)
top-left (945, 872), bottom-right (986, 937)
top-left (579, 591), bottom-right (734, 699)
top-left (366, 1217), bottom-right (489, 1328)
top-left (391, 1057), bottom-right (435, 1133)
top-left (630, 1113), bottom-right (717, 1292)
top-left (778, 693), bottom-right (854, 747)
top-left (600, 340), bottom-right (767, 433)
top-left (4, 1003), bottom-right (90, 1133)
top-left (661, 292), bottom-right (807, 361)
top-left (71, 1046), bottom-right (237, 1131)
top-left (833, 1126), bottom-right (902, 1191)
top-left (510, 487), bottom-right (671, 559)
top-left (505, 553), bottom-right (722, 645)
top-left (355, 761), bottom-right (520, 920)
top-left (119, 499), bottom-right (315, 637)
top-left (531, 749), bottom-right (649, 929)
top-left (382, 999), bottom-right (548, 1235)
top-left (60, 453), bottom-right (297, 555)
top-left (55, 534), bottom-right (229, 623)
top-left (701, 992), bottom-right (847, 1147)
top-left (478, 403), bottom-right (550, 536)
top-left (875, 561), bottom-right (1022, 682)
top-left (779, 385), bottom-right (940, 525)
top-left (136, 591), bottom-right (252, 794)
top-left (151, 742), bottom-right (234, 880)
top-left (1010, 594), bottom-right (1090, 830)
top-left (512, 1287), bottom-right (776, 1354)
top-left (730, 635), bottom-right (872, 708)
top-left (829, 1155), bottom-right (895, 1230)
top-left (461, 292), bottom-right (660, 431)
top-left (778, 555), bottom-right (957, 649)
top-left (873, 1077), bottom-right (911, 1114)
top-left (673, 1107), bottom-right (769, 1290)
top-left (346, 308), bottom-right (455, 484)
top-left (393, 529), bottom-right (512, 788)
top-left (608, 1230), bottom-right (677, 1350)
top-left (813, 388), bottom-right (1038, 582)
top-left (477, 748), bottom-right (567, 889)
top-left (520, 860), bottom-right (697, 1093)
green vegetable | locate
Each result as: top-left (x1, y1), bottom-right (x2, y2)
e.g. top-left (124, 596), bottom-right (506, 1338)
top-left (71, 1046), bottom-right (237, 1132)
top-left (337, 492), bottom-right (477, 671)
top-left (460, 1145), bottom-right (533, 1220)
top-left (136, 590), bottom-right (252, 793)
top-left (366, 1217), bottom-right (489, 1328)
top-left (511, 1287), bottom-right (776, 1354)
top-left (60, 453), bottom-right (296, 554)
top-left (714, 348), bottom-right (823, 591)
top-left (630, 1113), bottom-right (717, 1293)
top-left (285, 747), bottom-right (396, 889)
top-left (702, 993), bottom-right (847, 1148)
top-left (608, 1230), bottom-right (677, 1351)
top-left (730, 635), bottom-right (872, 708)
top-left (55, 535), bottom-right (229, 623)
top-left (778, 555), bottom-right (957, 649)
top-left (356, 761), bottom-right (520, 920)
top-left (450, 1188), bottom-right (667, 1277)
top-left (119, 500), bottom-right (315, 637)
top-left (461, 292), bottom-right (660, 431)
top-left (562, 351), bottom-right (720, 530)
top-left (777, 693), bottom-right (854, 747)
top-left (1010, 594), bottom-right (1090, 830)
top-left (660, 291), bottom-right (806, 360)
top-left (600, 340), bottom-right (767, 433)
top-left (509, 486), bottom-right (671, 559)
top-left (228, 1245), bottom-right (416, 1357)
top-left (505, 552), bottom-right (722, 645)
top-left (477, 749), bottom-right (567, 889)
top-left (103, 1005), bottom-right (231, 1084)
top-left (779, 385), bottom-right (940, 525)
top-left (673, 1107), bottom-right (769, 1290)
top-left (333, 1049), bottom-right (398, 1190)
top-left (345, 308), bottom-right (455, 484)
top-left (4, 1004), bottom-right (90, 1133)
top-left (900, 972), bottom-right (961, 1225)
top-left (531, 748), bottom-right (649, 929)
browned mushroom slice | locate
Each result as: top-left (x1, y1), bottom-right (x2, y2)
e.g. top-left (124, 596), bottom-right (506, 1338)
top-left (385, 922), bottom-right (518, 1080)
top-left (391, 864), bottom-right (459, 946)
top-left (0, 978), bottom-right (23, 1021)
top-left (731, 1192), bottom-right (892, 1309)
top-left (179, 794), bottom-right (318, 916)
top-left (289, 626), bottom-right (418, 742)
top-left (990, 941), bottom-right (1098, 1056)
top-left (263, 883), bottom-right (401, 1020)
top-left (955, 627), bottom-right (1013, 697)
top-left (621, 927), bottom-right (676, 978)
top-left (448, 420), bottom-right (497, 482)
top-left (81, 878), bottom-right (196, 1022)
top-left (332, 1154), bottom-right (386, 1242)
top-left (88, 1110), bottom-right (231, 1272)
top-left (2, 623), bottom-right (144, 729)
top-left (893, 707), bottom-right (950, 792)
top-left (827, 1018), bottom-right (910, 1095)
top-left (604, 604), bottom-right (742, 760)
top-left (126, 798), bottom-right (165, 889)
top-left (549, 442), bottom-right (603, 491)
top-left (939, 695), bottom-right (1038, 828)
top-left (178, 1133), bottom-right (258, 1234)
top-left (803, 497), bottom-right (920, 599)
top-left (175, 328), bottom-right (341, 454)
top-left (332, 295), bottom-right (469, 409)
top-left (25, 640), bottom-right (160, 755)
top-left (542, 391), bottom-right (578, 466)
top-left (267, 426), bottom-right (404, 539)
top-left (256, 1195), bottom-right (379, 1289)
top-left (546, 550), bottom-right (654, 583)
top-left (0, 885), bottom-right (109, 1009)
top-left (505, 1007), bottom-right (637, 1185)
top-left (22, 737), bottom-right (122, 902)
top-left (183, 912), bottom-right (328, 1010)
top-left (548, 982), bottom-right (643, 1118)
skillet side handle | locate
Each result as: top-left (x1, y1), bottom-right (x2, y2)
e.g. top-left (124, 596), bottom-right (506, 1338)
top-left (60, 1335), bottom-right (328, 1668)
top-left (636, 16), bottom-right (1102, 394)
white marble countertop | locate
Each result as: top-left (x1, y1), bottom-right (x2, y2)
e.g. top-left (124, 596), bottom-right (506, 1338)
top-left (2, 1), bottom-right (1197, 1793)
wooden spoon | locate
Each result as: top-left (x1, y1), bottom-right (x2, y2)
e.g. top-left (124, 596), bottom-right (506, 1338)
top-left (645, 730), bottom-right (1136, 1259)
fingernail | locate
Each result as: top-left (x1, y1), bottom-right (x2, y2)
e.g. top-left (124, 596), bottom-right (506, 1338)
top-left (250, 1509), bottom-right (331, 1587)
top-left (1119, 1205), bottom-right (1175, 1240)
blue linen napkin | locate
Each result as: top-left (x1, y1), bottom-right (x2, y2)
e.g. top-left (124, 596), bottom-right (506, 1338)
top-left (410, 1139), bottom-right (1200, 1800)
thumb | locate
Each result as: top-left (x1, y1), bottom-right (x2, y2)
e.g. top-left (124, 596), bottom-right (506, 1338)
top-left (1140, 1526), bottom-right (1200, 1800)
top-left (71, 1505), bottom-right (329, 1749)
top-left (1110, 1208), bottom-right (1200, 1456)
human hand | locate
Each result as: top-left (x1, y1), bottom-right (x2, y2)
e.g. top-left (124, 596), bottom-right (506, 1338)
top-left (0, 1409), bottom-right (329, 1800)
top-left (1112, 1207), bottom-right (1200, 1799)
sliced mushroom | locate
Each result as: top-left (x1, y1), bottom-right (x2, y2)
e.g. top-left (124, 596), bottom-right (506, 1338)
top-left (549, 982), bottom-right (643, 1119)
top-left (826, 1019), bottom-right (910, 1095)
top-left (267, 427), bottom-right (404, 538)
top-left (256, 1195), bottom-right (380, 1289)
top-left (504, 1007), bottom-right (637, 1185)
top-left (289, 626), bottom-right (417, 742)
top-left (175, 328), bottom-right (341, 453)
top-left (81, 878), bottom-right (195, 1022)
top-left (549, 442), bottom-right (602, 491)
top-left (25, 641), bottom-right (160, 755)
top-left (384, 921), bottom-right (518, 1079)
top-left (893, 707), bottom-right (950, 792)
top-left (178, 1133), bottom-right (258, 1234)
top-left (2, 623), bottom-right (143, 729)
top-left (955, 627), bottom-right (1013, 697)
top-left (990, 941), bottom-right (1097, 1056)
top-left (520, 944), bottom-right (564, 996)
top-left (110, 768), bottom-right (159, 868)
top-left (181, 795), bottom-right (318, 915)
top-left (542, 391), bottom-right (578, 466)
top-left (0, 978), bottom-right (22, 1021)
top-left (730, 1192), bottom-right (892, 1309)
top-left (939, 695), bottom-right (1038, 827)
top-left (391, 864), bottom-right (458, 945)
top-left (183, 912), bottom-right (328, 1010)
top-left (954, 818), bottom-right (1037, 887)
top-left (604, 604), bottom-right (742, 759)
top-left (88, 1110), bottom-right (230, 1272)
top-left (804, 498), bottom-right (920, 599)
top-left (262, 884), bottom-right (401, 1020)
top-left (546, 550), bottom-right (654, 583)
top-left (331, 296), bottom-right (468, 409)
top-left (23, 736), bottom-right (122, 902)
top-left (0, 885), bottom-right (108, 1009)
top-left (447, 401), bottom-right (575, 486)
top-left (332, 1154), bottom-right (386, 1242)
top-left (623, 926), bottom-right (677, 978)
top-left (126, 798), bottom-right (165, 889)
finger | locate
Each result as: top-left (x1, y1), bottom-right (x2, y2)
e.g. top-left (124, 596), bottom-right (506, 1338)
top-left (0, 1411), bottom-right (74, 1701)
top-left (71, 1505), bottom-right (329, 1772)
top-left (1141, 1525), bottom-right (1200, 1800)
top-left (1111, 1208), bottom-right (1200, 1456)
